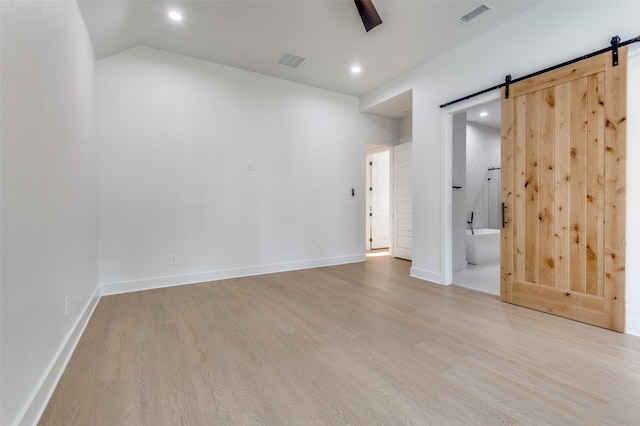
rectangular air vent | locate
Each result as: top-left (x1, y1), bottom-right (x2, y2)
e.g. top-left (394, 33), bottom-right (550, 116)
top-left (458, 3), bottom-right (492, 23)
top-left (276, 51), bottom-right (306, 69)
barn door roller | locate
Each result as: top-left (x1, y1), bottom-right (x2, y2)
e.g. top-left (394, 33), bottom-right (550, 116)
top-left (611, 35), bottom-right (621, 66)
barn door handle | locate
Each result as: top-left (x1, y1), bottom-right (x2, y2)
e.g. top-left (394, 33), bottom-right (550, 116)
top-left (501, 202), bottom-right (507, 228)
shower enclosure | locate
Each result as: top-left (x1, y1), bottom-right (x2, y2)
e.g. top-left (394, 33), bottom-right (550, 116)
top-left (466, 167), bottom-right (501, 265)
top-left (486, 167), bottom-right (500, 229)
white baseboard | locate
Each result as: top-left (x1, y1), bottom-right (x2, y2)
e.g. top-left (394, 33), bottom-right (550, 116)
top-left (14, 259), bottom-right (639, 426)
top-left (18, 286), bottom-right (101, 426)
top-left (100, 254), bottom-right (366, 296)
top-left (626, 316), bottom-right (640, 337)
top-left (410, 266), bottom-right (446, 285)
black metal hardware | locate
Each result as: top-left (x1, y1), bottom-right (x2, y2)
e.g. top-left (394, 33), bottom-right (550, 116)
top-left (611, 35), bottom-right (621, 66)
top-left (502, 202), bottom-right (507, 228)
top-left (504, 74), bottom-right (512, 99)
top-left (439, 34), bottom-right (640, 108)
top-left (452, 186), bottom-right (462, 189)
top-left (352, 188), bottom-right (355, 197)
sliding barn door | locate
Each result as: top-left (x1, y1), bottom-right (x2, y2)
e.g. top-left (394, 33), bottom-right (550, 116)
top-left (500, 47), bottom-right (627, 332)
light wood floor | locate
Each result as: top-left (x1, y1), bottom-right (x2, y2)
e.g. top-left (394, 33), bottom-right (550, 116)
top-left (40, 256), bottom-right (640, 425)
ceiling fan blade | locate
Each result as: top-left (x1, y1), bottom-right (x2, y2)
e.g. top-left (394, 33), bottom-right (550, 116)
top-left (354, 0), bottom-right (382, 32)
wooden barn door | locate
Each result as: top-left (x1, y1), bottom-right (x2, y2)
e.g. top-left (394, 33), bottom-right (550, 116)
top-left (500, 47), bottom-right (627, 332)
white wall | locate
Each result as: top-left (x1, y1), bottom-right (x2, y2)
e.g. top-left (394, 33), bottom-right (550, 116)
top-left (360, 1), bottom-right (640, 334)
top-left (362, 112), bottom-right (413, 146)
top-left (399, 115), bottom-right (413, 143)
top-left (466, 122), bottom-right (500, 230)
top-left (0, 1), bottom-right (98, 425)
top-left (362, 113), bottom-right (400, 146)
top-left (97, 47), bottom-right (364, 294)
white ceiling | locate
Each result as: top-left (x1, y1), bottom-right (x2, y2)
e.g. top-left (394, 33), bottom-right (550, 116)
top-left (466, 99), bottom-right (501, 128)
top-left (363, 89), bottom-right (412, 119)
top-left (78, 0), bottom-right (542, 108)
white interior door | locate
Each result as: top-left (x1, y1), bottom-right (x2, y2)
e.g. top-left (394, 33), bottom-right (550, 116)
top-left (368, 150), bottom-right (390, 249)
top-left (394, 142), bottom-right (412, 260)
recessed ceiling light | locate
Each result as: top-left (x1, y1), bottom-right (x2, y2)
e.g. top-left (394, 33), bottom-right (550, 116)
top-left (479, 111), bottom-right (488, 117)
top-left (351, 66), bottom-right (361, 74)
top-left (168, 11), bottom-right (182, 21)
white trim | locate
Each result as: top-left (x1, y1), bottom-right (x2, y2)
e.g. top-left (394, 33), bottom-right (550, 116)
top-left (389, 145), bottom-right (395, 258)
top-left (626, 317), bottom-right (640, 337)
top-left (19, 286), bottom-right (101, 426)
top-left (441, 107), bottom-right (454, 285)
top-left (100, 255), bottom-right (366, 296)
top-left (410, 266), bottom-right (442, 283)
top-left (441, 91), bottom-right (501, 286)
top-left (627, 47), bottom-right (640, 336)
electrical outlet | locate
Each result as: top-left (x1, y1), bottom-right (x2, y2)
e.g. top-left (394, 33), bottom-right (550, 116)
top-left (65, 296), bottom-right (70, 316)
top-left (169, 254), bottom-right (177, 265)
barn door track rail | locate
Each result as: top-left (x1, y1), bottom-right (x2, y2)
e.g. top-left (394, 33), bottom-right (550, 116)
top-left (439, 34), bottom-right (640, 109)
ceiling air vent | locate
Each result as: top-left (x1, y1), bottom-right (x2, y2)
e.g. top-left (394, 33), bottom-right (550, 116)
top-left (458, 3), bottom-right (493, 24)
top-left (276, 51), bottom-right (306, 69)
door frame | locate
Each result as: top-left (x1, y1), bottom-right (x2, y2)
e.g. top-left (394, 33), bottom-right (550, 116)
top-left (441, 91), bottom-right (500, 285)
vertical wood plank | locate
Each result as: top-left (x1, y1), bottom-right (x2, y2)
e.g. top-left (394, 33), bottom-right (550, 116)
top-left (569, 78), bottom-right (588, 293)
top-left (538, 87), bottom-right (555, 287)
top-left (500, 87), bottom-right (514, 302)
top-left (604, 47), bottom-right (627, 332)
top-left (513, 95), bottom-right (528, 283)
top-left (586, 72), bottom-right (605, 296)
top-left (525, 92), bottom-right (540, 284)
top-left (501, 50), bottom-right (624, 332)
top-left (554, 82), bottom-right (571, 292)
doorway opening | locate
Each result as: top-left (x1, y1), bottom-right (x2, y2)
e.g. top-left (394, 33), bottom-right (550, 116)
top-left (449, 98), bottom-right (501, 295)
top-left (366, 146), bottom-right (391, 253)
top-left (362, 89), bottom-right (413, 261)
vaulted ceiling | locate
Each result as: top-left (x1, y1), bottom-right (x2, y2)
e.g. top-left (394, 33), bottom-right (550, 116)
top-left (78, 0), bottom-right (542, 100)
